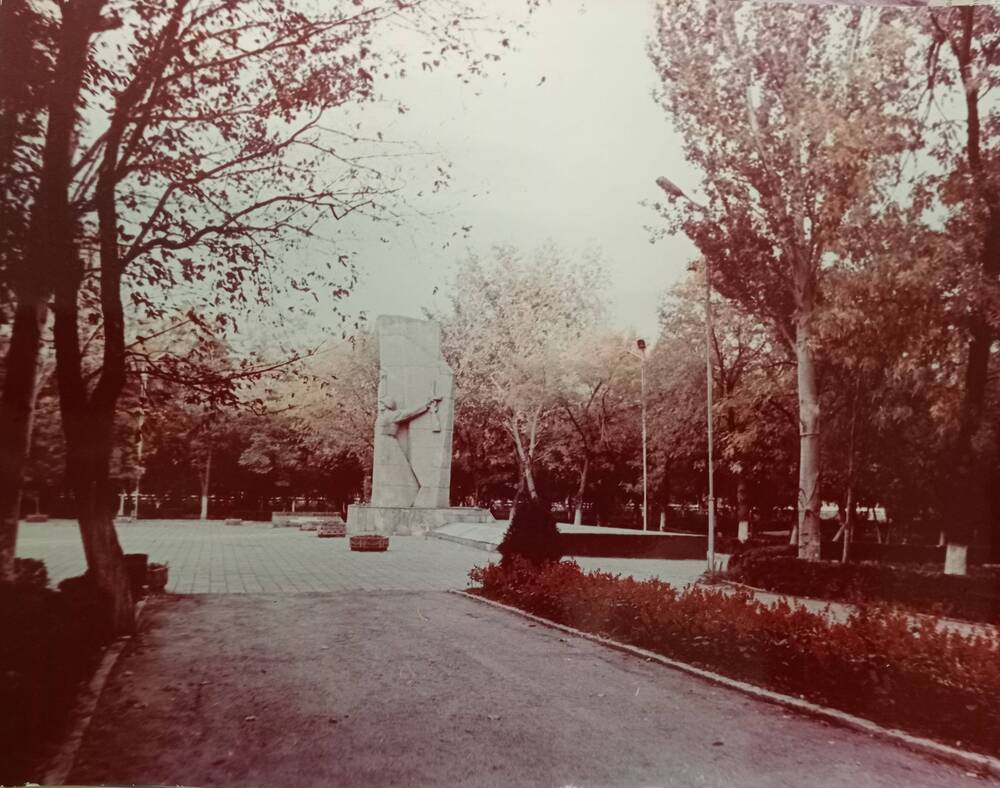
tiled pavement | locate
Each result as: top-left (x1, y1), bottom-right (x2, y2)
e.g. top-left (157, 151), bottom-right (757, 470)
top-left (16, 520), bottom-right (486, 593)
top-left (15, 520), bottom-right (709, 593)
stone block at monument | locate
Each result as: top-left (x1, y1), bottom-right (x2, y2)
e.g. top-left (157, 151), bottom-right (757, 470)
top-left (347, 315), bottom-right (491, 536)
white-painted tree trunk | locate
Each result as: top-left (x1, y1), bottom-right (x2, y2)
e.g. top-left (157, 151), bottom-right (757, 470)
top-left (795, 318), bottom-right (822, 560)
top-left (659, 510), bottom-right (666, 532)
top-left (198, 448), bottom-right (211, 521)
top-left (737, 520), bottom-right (750, 543)
top-left (944, 543), bottom-right (968, 576)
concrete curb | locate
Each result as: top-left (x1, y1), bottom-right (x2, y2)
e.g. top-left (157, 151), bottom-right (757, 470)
top-left (428, 530), bottom-right (498, 553)
top-left (454, 589), bottom-right (1000, 779)
top-left (36, 597), bottom-right (151, 786)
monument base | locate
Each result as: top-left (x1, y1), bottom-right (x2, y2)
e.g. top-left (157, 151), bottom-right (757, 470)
top-left (346, 505), bottom-right (493, 537)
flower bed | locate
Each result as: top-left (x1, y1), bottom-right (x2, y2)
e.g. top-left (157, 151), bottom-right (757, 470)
top-left (469, 558), bottom-right (1000, 757)
top-left (148, 562), bottom-right (169, 592)
top-left (318, 521), bottom-right (347, 538)
top-left (350, 534), bottom-right (389, 552)
top-left (728, 546), bottom-right (1000, 624)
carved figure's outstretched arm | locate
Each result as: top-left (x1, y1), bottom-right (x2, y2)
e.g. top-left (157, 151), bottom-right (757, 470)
top-left (392, 397), bottom-right (442, 426)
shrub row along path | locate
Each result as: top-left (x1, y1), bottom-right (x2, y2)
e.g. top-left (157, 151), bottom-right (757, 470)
top-left (64, 591), bottom-right (982, 787)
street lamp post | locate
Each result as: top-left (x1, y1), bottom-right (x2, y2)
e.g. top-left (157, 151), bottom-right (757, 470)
top-left (626, 339), bottom-right (650, 532)
top-left (637, 338), bottom-right (648, 532)
top-left (656, 175), bottom-right (716, 570)
top-left (702, 259), bottom-right (716, 571)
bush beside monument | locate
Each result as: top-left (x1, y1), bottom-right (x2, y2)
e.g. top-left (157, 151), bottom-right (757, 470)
top-left (498, 494), bottom-right (564, 568)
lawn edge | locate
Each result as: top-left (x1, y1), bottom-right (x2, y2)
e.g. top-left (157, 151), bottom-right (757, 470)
top-left (453, 588), bottom-right (1000, 779)
top-left (716, 578), bottom-right (1000, 635)
top-left (35, 596), bottom-right (152, 786)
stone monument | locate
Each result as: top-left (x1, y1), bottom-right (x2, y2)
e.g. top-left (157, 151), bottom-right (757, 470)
top-left (347, 315), bottom-right (493, 536)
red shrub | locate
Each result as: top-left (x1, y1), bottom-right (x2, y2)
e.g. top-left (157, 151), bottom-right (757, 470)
top-left (469, 559), bottom-right (1000, 756)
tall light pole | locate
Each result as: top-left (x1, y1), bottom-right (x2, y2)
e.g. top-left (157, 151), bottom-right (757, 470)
top-left (626, 338), bottom-right (649, 532)
top-left (657, 176), bottom-right (716, 569)
top-left (638, 338), bottom-right (648, 532)
top-left (702, 259), bottom-right (716, 570)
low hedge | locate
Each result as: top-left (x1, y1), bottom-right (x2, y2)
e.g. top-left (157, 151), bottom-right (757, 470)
top-left (560, 532), bottom-right (706, 560)
top-left (728, 547), bottom-right (1000, 624)
top-left (469, 559), bottom-right (1000, 757)
top-left (0, 561), bottom-right (114, 784)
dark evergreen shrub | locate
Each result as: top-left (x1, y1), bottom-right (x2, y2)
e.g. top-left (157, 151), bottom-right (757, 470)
top-left (13, 557), bottom-right (48, 588)
top-left (0, 569), bottom-right (112, 784)
top-left (498, 493), bottom-right (563, 568)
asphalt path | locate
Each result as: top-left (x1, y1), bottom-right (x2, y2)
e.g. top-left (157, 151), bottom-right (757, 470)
top-left (67, 592), bottom-right (988, 787)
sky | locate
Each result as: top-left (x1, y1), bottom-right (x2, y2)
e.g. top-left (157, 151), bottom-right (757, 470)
top-left (318, 0), bottom-right (703, 343)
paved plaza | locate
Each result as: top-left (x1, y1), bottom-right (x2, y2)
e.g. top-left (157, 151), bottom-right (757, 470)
top-left (15, 519), bottom-right (709, 593)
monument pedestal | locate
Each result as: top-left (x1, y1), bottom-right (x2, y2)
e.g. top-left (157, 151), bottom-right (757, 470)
top-left (347, 505), bottom-right (493, 537)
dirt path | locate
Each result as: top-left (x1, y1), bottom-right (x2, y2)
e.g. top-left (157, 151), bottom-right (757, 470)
top-left (67, 592), bottom-right (986, 787)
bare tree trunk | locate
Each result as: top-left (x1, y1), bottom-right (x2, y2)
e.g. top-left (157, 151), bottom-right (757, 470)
top-left (573, 454), bottom-right (589, 525)
top-left (509, 416), bottom-right (539, 500)
top-left (54, 292), bottom-right (134, 635)
top-left (0, 302), bottom-right (46, 580)
top-left (0, 0), bottom-right (108, 581)
top-left (942, 7), bottom-right (1000, 573)
top-left (841, 490), bottom-right (853, 564)
top-left (0, 0), bottom-right (40, 580)
top-left (795, 317), bottom-right (822, 560)
top-left (736, 473), bottom-right (750, 543)
top-left (841, 375), bottom-right (859, 563)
